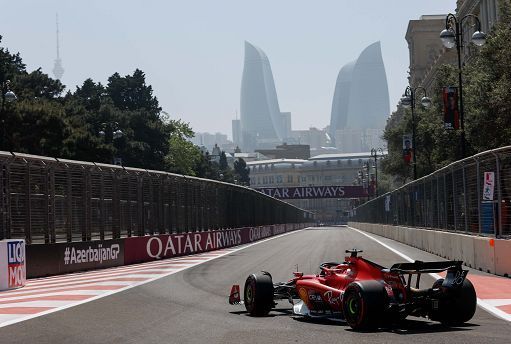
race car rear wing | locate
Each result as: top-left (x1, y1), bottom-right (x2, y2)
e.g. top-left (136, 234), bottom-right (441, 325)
top-left (389, 260), bottom-right (463, 274)
top-left (390, 260), bottom-right (467, 290)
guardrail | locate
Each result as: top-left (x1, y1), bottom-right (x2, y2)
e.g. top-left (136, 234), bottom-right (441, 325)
top-left (0, 151), bottom-right (312, 244)
top-left (352, 146), bottom-right (511, 237)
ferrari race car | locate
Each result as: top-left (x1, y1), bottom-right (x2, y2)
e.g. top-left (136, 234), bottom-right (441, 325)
top-left (229, 249), bottom-right (477, 330)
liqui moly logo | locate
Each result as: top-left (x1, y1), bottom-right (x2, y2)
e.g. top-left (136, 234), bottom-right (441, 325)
top-left (7, 241), bottom-right (26, 288)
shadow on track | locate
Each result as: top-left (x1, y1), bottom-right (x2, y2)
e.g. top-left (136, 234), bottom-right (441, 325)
top-left (229, 308), bottom-right (293, 318)
top-left (233, 312), bottom-right (478, 334)
top-left (293, 316), bottom-right (478, 334)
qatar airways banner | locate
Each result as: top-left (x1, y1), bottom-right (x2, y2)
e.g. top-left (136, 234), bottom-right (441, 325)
top-left (124, 224), bottom-right (304, 264)
top-left (255, 186), bottom-right (367, 199)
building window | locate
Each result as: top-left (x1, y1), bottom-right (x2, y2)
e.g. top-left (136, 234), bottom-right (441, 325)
top-left (288, 175), bottom-right (293, 183)
top-left (276, 175), bottom-right (283, 183)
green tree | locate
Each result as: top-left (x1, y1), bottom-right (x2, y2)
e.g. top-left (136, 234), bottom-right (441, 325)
top-left (165, 120), bottom-right (203, 176)
top-left (463, 0), bottom-right (511, 152)
top-left (234, 158), bottom-right (250, 185)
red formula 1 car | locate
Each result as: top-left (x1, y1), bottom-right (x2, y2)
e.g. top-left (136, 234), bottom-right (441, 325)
top-left (229, 249), bottom-right (477, 330)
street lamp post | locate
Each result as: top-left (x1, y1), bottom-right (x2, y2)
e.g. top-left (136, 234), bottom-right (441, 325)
top-left (370, 147), bottom-right (384, 197)
top-left (99, 122), bottom-right (124, 165)
top-left (0, 80), bottom-right (18, 150)
top-left (401, 86), bottom-right (431, 180)
top-left (440, 13), bottom-right (486, 158)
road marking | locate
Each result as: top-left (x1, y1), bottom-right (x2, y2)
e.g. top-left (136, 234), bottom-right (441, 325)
top-left (0, 228), bottom-right (305, 328)
top-left (348, 226), bottom-right (511, 322)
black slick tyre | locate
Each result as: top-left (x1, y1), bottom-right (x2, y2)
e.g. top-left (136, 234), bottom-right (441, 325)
top-left (431, 278), bottom-right (477, 326)
top-left (342, 281), bottom-right (388, 330)
top-left (244, 272), bottom-right (274, 316)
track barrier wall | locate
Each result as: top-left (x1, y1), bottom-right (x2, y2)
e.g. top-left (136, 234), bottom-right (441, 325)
top-left (349, 222), bottom-right (511, 277)
top-left (0, 151), bottom-right (314, 278)
top-left (26, 223), bottom-right (313, 278)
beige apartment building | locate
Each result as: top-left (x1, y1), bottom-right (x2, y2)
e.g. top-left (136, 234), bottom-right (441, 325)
top-left (406, 0), bottom-right (500, 92)
top-left (247, 153), bottom-right (379, 222)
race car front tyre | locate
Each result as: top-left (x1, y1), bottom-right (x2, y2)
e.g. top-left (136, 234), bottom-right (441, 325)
top-left (342, 281), bottom-right (388, 330)
top-left (429, 277), bottom-right (477, 326)
top-left (244, 272), bottom-right (274, 316)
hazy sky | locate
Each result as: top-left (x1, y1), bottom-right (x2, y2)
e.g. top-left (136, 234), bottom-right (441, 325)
top-left (1, 1), bottom-right (455, 139)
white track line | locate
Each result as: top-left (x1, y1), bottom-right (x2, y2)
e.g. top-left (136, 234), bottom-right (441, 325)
top-left (0, 228), bottom-right (306, 328)
top-left (348, 226), bottom-right (511, 322)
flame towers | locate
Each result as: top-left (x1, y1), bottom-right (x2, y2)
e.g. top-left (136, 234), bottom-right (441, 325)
top-left (330, 42), bottom-right (389, 151)
top-left (240, 41), bottom-right (288, 151)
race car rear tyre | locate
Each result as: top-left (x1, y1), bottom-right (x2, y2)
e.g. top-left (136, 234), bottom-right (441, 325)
top-left (430, 278), bottom-right (477, 326)
top-left (244, 272), bottom-right (274, 316)
top-left (342, 281), bottom-right (388, 330)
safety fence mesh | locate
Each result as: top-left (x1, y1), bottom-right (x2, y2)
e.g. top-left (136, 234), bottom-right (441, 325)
top-left (352, 146), bottom-right (511, 238)
top-left (0, 152), bottom-right (311, 244)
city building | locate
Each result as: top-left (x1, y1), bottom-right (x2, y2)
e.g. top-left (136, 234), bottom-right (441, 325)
top-left (256, 143), bottom-right (310, 160)
top-left (240, 41), bottom-right (291, 151)
top-left (329, 42), bottom-right (390, 153)
top-left (290, 127), bottom-right (330, 150)
top-left (405, 15), bottom-right (456, 91)
top-left (191, 132), bottom-right (233, 153)
top-left (408, 1), bottom-right (500, 93)
top-left (247, 152), bottom-right (382, 221)
top-left (232, 119), bottom-right (241, 148)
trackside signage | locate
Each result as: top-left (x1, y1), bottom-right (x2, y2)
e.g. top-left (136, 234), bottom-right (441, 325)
top-left (254, 186), bottom-right (367, 199)
top-left (124, 224), bottom-right (303, 264)
top-left (26, 239), bottom-right (125, 278)
top-left (0, 239), bottom-right (26, 291)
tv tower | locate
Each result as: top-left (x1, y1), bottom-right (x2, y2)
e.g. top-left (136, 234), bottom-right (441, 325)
top-left (52, 13), bottom-right (64, 80)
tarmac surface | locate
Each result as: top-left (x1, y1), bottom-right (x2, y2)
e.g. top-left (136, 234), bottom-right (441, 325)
top-left (0, 225), bottom-right (510, 344)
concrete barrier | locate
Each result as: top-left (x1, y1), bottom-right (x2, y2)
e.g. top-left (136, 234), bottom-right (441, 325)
top-left (26, 223), bottom-right (314, 278)
top-left (473, 237), bottom-right (495, 273)
top-left (348, 222), bottom-right (510, 277)
top-left (495, 239), bottom-right (511, 277)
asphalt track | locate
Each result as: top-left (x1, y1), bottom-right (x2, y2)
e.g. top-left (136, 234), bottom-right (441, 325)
top-left (1, 226), bottom-right (510, 344)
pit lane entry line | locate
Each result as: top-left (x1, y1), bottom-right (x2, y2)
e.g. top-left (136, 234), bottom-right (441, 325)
top-left (348, 225), bottom-right (511, 322)
top-left (0, 228), bottom-right (305, 328)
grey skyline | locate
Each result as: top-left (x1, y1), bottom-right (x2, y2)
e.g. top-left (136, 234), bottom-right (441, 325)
top-left (0, 1), bottom-right (455, 138)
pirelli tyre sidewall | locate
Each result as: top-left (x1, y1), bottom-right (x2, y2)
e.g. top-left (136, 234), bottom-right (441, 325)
top-left (342, 280), bottom-right (388, 330)
top-left (244, 272), bottom-right (274, 316)
top-left (430, 278), bottom-right (477, 325)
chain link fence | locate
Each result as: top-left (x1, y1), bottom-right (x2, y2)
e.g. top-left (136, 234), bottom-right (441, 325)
top-left (352, 146), bottom-right (511, 238)
top-left (0, 151), bottom-right (311, 244)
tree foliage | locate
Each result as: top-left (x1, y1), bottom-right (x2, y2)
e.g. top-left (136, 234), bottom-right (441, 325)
top-left (0, 35), bottom-right (249, 184)
top-left (382, 0), bottom-right (511, 182)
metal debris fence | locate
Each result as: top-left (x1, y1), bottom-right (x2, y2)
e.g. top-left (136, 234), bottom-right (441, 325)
top-left (352, 146), bottom-right (511, 237)
top-left (0, 151), bottom-right (310, 244)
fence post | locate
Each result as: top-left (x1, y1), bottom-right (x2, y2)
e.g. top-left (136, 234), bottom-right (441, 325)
top-left (494, 152), bottom-right (502, 237)
top-left (463, 164), bottom-right (468, 232)
top-left (25, 162), bottom-right (32, 244)
top-left (436, 176), bottom-right (442, 228)
top-left (66, 168), bottom-right (73, 242)
top-left (452, 168), bottom-right (458, 231)
top-left (476, 158), bottom-right (482, 234)
top-left (48, 166), bottom-right (56, 243)
top-left (443, 173), bottom-right (448, 230)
